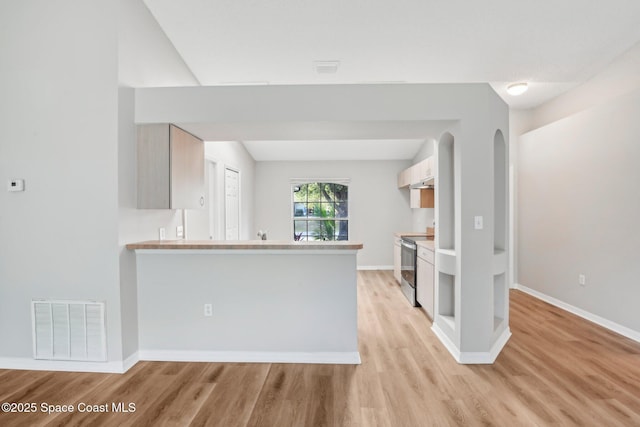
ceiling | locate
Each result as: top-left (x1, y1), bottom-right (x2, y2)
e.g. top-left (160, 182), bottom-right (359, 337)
top-left (138, 0), bottom-right (640, 160)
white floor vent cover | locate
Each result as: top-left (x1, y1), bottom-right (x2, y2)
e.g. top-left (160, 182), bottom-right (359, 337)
top-left (31, 300), bottom-right (107, 362)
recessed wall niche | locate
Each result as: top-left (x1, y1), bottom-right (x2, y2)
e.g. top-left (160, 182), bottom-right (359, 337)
top-left (493, 130), bottom-right (507, 331)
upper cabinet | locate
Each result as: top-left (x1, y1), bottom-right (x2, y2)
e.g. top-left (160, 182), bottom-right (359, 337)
top-left (398, 157), bottom-right (434, 189)
top-left (397, 166), bottom-right (413, 188)
top-left (412, 157), bottom-right (434, 184)
top-left (137, 124), bottom-right (205, 210)
top-left (398, 156), bottom-right (435, 208)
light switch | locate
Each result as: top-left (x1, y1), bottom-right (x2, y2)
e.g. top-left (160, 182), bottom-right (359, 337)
top-left (474, 216), bottom-right (483, 230)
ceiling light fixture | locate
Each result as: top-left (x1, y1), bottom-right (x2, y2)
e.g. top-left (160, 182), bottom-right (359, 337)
top-left (314, 60), bottom-right (340, 74)
top-left (506, 82), bottom-right (528, 96)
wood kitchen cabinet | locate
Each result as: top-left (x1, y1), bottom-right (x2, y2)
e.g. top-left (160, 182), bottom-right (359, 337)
top-left (397, 166), bottom-right (413, 188)
top-left (419, 157), bottom-right (434, 181)
top-left (137, 124), bottom-right (205, 210)
top-left (410, 188), bottom-right (435, 208)
top-left (416, 244), bottom-right (435, 320)
top-left (398, 156), bottom-right (434, 190)
top-left (411, 157), bottom-right (433, 183)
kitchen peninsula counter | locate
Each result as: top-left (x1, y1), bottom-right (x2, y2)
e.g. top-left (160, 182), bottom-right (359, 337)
top-left (127, 239), bottom-right (363, 365)
top-left (126, 240), bottom-right (363, 250)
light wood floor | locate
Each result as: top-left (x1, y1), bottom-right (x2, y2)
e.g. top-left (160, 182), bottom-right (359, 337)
top-left (1, 270), bottom-right (639, 426)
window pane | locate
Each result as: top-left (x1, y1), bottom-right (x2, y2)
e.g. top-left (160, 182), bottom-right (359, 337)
top-left (335, 201), bottom-right (348, 218)
top-left (334, 184), bottom-right (348, 201)
top-left (293, 202), bottom-right (308, 217)
top-left (307, 203), bottom-right (320, 218)
top-left (307, 183), bottom-right (321, 202)
top-left (307, 220), bottom-right (322, 240)
top-left (294, 221), bottom-right (308, 240)
top-left (319, 183), bottom-right (334, 202)
top-left (293, 184), bottom-right (308, 202)
top-left (322, 220), bottom-right (336, 241)
top-left (307, 220), bottom-right (336, 241)
top-left (336, 221), bottom-right (349, 240)
top-left (319, 203), bottom-right (335, 218)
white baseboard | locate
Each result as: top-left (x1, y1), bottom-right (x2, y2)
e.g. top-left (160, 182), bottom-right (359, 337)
top-left (138, 350), bottom-right (361, 365)
top-left (431, 324), bottom-right (512, 364)
top-left (357, 265), bottom-right (393, 271)
top-left (122, 351), bottom-right (140, 372)
top-left (0, 358), bottom-right (131, 373)
top-left (514, 283), bottom-right (640, 343)
top-left (0, 352), bottom-right (139, 374)
top-left (485, 328), bottom-right (512, 363)
top-left (431, 323), bottom-right (460, 361)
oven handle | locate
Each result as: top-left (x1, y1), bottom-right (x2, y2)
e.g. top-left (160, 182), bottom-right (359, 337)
top-left (401, 241), bottom-right (417, 250)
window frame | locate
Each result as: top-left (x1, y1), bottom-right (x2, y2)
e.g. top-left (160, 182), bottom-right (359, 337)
top-left (290, 179), bottom-right (350, 241)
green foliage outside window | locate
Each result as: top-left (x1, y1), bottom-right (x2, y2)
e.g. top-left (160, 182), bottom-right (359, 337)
top-left (293, 183), bottom-right (348, 241)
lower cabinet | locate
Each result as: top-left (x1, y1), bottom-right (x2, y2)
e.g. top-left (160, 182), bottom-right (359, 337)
top-left (393, 237), bottom-right (402, 283)
top-left (417, 245), bottom-right (435, 319)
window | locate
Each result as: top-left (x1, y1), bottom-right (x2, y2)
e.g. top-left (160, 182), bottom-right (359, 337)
top-left (292, 182), bottom-right (348, 241)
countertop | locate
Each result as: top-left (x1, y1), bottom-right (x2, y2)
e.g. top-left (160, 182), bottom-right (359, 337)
top-left (416, 240), bottom-right (435, 251)
top-left (394, 232), bottom-right (428, 238)
top-left (126, 240), bottom-right (364, 250)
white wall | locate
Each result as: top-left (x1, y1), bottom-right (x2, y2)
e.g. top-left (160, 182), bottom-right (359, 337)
top-left (518, 89), bottom-right (640, 333)
top-left (116, 0), bottom-right (207, 360)
top-left (530, 41), bottom-right (640, 130)
top-left (136, 251), bottom-right (358, 359)
top-left (508, 109), bottom-right (534, 287)
top-left (516, 41), bottom-right (640, 336)
top-left (0, 1), bottom-right (195, 367)
top-left (0, 2), bottom-right (123, 362)
top-left (187, 141), bottom-right (256, 240)
top-left (118, 0), bottom-right (199, 87)
top-left (118, 88), bottom-right (186, 360)
top-left (254, 160), bottom-right (412, 268)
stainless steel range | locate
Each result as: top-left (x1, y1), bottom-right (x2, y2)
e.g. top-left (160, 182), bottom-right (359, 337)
top-left (400, 236), bottom-right (429, 306)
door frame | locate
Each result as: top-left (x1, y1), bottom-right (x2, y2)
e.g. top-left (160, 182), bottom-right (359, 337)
top-left (224, 165), bottom-right (241, 240)
top-left (205, 155), bottom-right (222, 240)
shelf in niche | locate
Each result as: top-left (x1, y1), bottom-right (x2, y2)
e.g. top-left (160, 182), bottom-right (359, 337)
top-left (493, 249), bottom-right (507, 275)
top-left (437, 248), bottom-right (456, 256)
top-left (436, 249), bottom-right (456, 275)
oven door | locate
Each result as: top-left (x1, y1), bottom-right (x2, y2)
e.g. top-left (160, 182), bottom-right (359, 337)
top-left (400, 239), bottom-right (418, 306)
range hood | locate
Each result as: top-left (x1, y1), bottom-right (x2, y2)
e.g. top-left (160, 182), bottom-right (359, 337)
top-left (410, 176), bottom-right (434, 189)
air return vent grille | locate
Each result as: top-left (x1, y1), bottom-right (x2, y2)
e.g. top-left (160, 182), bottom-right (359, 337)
top-left (31, 300), bottom-right (107, 362)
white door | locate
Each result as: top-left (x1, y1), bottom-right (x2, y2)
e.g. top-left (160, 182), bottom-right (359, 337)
top-left (225, 168), bottom-right (240, 240)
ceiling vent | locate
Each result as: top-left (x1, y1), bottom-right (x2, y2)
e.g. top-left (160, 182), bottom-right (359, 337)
top-left (314, 60), bottom-right (340, 74)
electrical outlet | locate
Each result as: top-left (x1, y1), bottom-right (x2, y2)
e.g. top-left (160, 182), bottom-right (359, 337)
top-left (177, 225), bottom-right (184, 239)
top-left (159, 227), bottom-right (166, 240)
top-left (578, 274), bottom-right (586, 286)
top-left (204, 303), bottom-right (213, 317)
